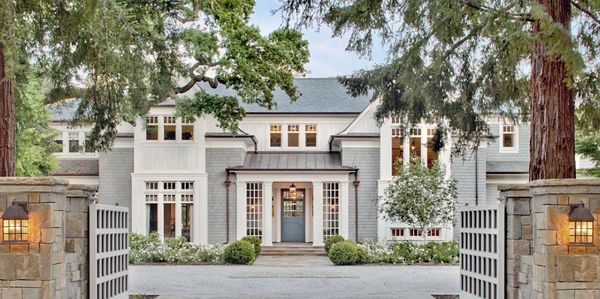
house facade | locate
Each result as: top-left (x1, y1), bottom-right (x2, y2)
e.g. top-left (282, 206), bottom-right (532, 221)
top-left (50, 78), bottom-right (533, 246)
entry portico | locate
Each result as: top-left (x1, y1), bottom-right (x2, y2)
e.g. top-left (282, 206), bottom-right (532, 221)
top-left (229, 152), bottom-right (355, 246)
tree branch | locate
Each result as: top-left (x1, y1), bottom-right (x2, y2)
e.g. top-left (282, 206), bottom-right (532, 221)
top-left (460, 0), bottom-right (534, 22)
top-left (571, 0), bottom-right (600, 26)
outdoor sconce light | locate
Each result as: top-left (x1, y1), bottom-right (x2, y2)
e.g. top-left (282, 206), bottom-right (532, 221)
top-left (569, 201), bottom-right (595, 245)
top-left (289, 182), bottom-right (297, 199)
top-left (1, 201), bottom-right (29, 243)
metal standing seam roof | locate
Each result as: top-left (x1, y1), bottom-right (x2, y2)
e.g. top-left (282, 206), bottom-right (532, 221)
top-left (227, 152), bottom-right (356, 172)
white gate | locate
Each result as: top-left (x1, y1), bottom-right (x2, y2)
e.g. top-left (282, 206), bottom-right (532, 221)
top-left (90, 203), bottom-right (129, 299)
top-left (459, 205), bottom-right (505, 299)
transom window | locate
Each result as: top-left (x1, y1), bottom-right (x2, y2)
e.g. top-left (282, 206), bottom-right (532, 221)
top-left (391, 228), bottom-right (404, 237)
top-left (163, 182), bottom-right (176, 190)
top-left (391, 115), bottom-right (401, 124)
top-left (288, 125), bottom-right (299, 147)
top-left (146, 182), bottom-right (158, 190)
top-left (305, 124), bottom-right (317, 147)
top-left (270, 124), bottom-right (282, 147)
top-left (500, 125), bottom-right (517, 151)
top-left (181, 182), bottom-right (194, 190)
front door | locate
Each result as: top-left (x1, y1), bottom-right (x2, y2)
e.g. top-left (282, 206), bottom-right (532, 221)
top-left (281, 189), bottom-right (305, 242)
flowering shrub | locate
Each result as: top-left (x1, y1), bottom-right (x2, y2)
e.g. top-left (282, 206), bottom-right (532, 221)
top-left (129, 233), bottom-right (225, 264)
top-left (356, 240), bottom-right (459, 265)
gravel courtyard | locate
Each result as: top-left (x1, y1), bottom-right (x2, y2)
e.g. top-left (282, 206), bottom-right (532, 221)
top-left (129, 258), bottom-right (459, 299)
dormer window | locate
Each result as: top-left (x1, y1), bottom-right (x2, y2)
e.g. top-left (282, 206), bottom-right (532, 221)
top-left (288, 125), bottom-right (299, 147)
top-left (164, 117), bottom-right (177, 141)
top-left (305, 124), bottom-right (317, 147)
top-left (146, 117), bottom-right (159, 140)
top-left (500, 125), bottom-right (518, 153)
top-left (270, 124), bottom-right (282, 147)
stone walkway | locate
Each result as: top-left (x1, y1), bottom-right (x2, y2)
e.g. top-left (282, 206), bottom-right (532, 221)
top-left (130, 262), bottom-right (459, 298)
top-left (253, 255), bottom-right (333, 266)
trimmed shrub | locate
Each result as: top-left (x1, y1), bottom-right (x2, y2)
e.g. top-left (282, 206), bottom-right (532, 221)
top-left (224, 240), bottom-right (256, 264)
top-left (241, 236), bottom-right (262, 255)
top-left (324, 235), bottom-right (345, 253)
top-left (329, 240), bottom-right (359, 265)
top-left (356, 246), bottom-right (370, 264)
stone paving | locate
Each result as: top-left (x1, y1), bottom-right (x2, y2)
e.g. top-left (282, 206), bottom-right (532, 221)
top-left (129, 261), bottom-right (459, 299)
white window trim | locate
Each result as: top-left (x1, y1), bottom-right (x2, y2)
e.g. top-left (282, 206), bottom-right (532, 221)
top-left (499, 124), bottom-right (519, 153)
top-left (53, 130), bottom-right (98, 158)
top-left (143, 115), bottom-right (196, 144)
top-left (267, 123), bottom-right (319, 150)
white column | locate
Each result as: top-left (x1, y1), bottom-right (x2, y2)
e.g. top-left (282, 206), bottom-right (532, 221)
top-left (403, 132), bottom-right (410, 167)
top-left (236, 181), bottom-right (247, 240)
top-left (380, 120), bottom-right (392, 179)
top-left (197, 175), bottom-right (208, 244)
top-left (339, 181), bottom-right (349, 239)
top-left (175, 192), bottom-right (182, 238)
top-left (262, 181), bottom-right (273, 246)
top-left (158, 191), bottom-right (165, 241)
top-left (312, 181), bottom-right (324, 246)
top-left (131, 177), bottom-right (145, 234)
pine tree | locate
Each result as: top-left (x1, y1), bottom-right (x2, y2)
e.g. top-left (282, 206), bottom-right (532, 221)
top-left (0, 0), bottom-right (309, 176)
top-left (281, 0), bottom-right (600, 180)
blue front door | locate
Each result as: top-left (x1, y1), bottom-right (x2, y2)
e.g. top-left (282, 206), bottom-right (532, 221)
top-left (281, 189), bottom-right (305, 242)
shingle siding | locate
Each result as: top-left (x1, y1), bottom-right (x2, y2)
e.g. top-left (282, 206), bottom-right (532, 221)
top-left (98, 148), bottom-right (134, 220)
top-left (451, 150), bottom-right (487, 207)
top-left (487, 124), bottom-right (530, 162)
top-left (206, 148), bottom-right (246, 244)
top-left (341, 148), bottom-right (380, 242)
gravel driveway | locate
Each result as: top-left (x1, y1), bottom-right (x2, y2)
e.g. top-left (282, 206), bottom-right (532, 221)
top-left (129, 260), bottom-right (459, 299)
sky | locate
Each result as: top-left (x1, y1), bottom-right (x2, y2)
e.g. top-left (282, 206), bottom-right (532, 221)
top-left (250, 0), bottom-right (386, 78)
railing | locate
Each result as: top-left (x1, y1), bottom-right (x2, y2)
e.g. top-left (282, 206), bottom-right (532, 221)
top-left (459, 205), bottom-right (505, 299)
top-left (90, 203), bottom-right (129, 299)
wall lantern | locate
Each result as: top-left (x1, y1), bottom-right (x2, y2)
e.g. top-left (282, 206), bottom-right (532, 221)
top-left (1, 201), bottom-right (29, 243)
top-left (569, 201), bottom-right (595, 245)
top-left (289, 182), bottom-right (297, 199)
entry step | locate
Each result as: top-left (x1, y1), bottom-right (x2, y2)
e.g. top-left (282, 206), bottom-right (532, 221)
top-left (261, 244), bottom-right (327, 256)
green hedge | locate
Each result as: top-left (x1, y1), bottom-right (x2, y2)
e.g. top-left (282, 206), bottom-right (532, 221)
top-left (324, 235), bottom-right (345, 253)
top-left (241, 236), bottom-right (262, 255)
top-left (329, 240), bottom-right (359, 265)
top-left (223, 240), bottom-right (256, 264)
top-left (327, 240), bottom-right (459, 265)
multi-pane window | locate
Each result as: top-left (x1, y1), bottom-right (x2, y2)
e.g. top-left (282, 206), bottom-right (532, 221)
top-left (146, 182), bottom-right (158, 190)
top-left (180, 181), bottom-right (194, 241)
top-left (409, 228), bottom-right (421, 237)
top-left (55, 137), bottom-right (63, 153)
top-left (69, 132), bottom-right (80, 153)
top-left (84, 133), bottom-right (94, 153)
top-left (391, 228), bottom-right (404, 237)
top-left (144, 180), bottom-right (196, 240)
top-left (146, 116), bottom-right (159, 140)
top-left (163, 182), bottom-right (176, 190)
top-left (323, 182), bottom-right (340, 239)
top-left (501, 125), bottom-right (516, 149)
top-left (246, 183), bottom-right (263, 238)
top-left (181, 117), bottom-right (194, 141)
top-left (391, 127), bottom-right (403, 175)
top-left (288, 125), bottom-right (299, 147)
top-left (409, 128), bottom-right (422, 160)
top-left (428, 228), bottom-right (441, 237)
top-left (163, 116), bottom-right (177, 141)
top-left (270, 124), bottom-right (282, 147)
top-left (305, 124), bottom-right (317, 147)
top-left (426, 128), bottom-right (439, 168)
top-left (145, 182), bottom-right (159, 234)
top-left (391, 115), bottom-right (401, 124)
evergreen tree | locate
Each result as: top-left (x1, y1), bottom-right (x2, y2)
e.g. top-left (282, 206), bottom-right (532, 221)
top-left (576, 130), bottom-right (600, 177)
top-left (281, 0), bottom-right (600, 180)
top-left (0, 0), bottom-right (309, 176)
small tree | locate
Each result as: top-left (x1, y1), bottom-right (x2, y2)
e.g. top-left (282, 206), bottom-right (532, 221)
top-left (379, 160), bottom-right (457, 242)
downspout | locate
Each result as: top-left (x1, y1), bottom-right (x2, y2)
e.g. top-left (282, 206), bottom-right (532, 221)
top-left (224, 171), bottom-right (232, 243)
top-left (475, 148), bottom-right (479, 206)
top-left (353, 170), bottom-right (360, 241)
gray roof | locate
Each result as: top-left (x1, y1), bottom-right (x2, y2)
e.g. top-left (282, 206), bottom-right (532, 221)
top-left (52, 159), bottom-right (99, 176)
top-left (228, 152), bottom-right (356, 172)
top-left (487, 161), bottom-right (529, 173)
top-left (49, 79), bottom-right (370, 120)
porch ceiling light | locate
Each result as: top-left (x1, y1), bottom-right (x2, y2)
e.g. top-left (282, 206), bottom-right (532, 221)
top-left (1, 201), bottom-right (29, 243)
top-left (569, 201), bottom-right (595, 245)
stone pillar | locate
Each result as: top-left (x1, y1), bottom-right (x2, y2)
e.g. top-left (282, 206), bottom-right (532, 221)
top-left (262, 181), bottom-right (273, 246)
top-left (0, 178), bottom-right (95, 299)
top-left (499, 184), bottom-right (533, 299)
top-left (312, 181), bottom-right (324, 246)
top-left (528, 179), bottom-right (600, 299)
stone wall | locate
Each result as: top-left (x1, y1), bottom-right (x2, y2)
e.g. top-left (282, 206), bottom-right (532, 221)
top-left (501, 179), bottom-right (600, 299)
top-left (0, 178), bottom-right (95, 299)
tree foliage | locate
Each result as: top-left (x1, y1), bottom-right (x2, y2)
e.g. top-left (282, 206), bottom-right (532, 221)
top-left (15, 69), bottom-right (58, 176)
top-left (576, 130), bottom-right (600, 177)
top-left (281, 0), bottom-right (600, 155)
top-left (379, 160), bottom-right (457, 241)
top-left (1, 0), bottom-right (309, 151)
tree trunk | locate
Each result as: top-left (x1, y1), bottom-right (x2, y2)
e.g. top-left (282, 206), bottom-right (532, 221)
top-left (0, 42), bottom-right (16, 177)
top-left (529, 0), bottom-right (575, 181)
